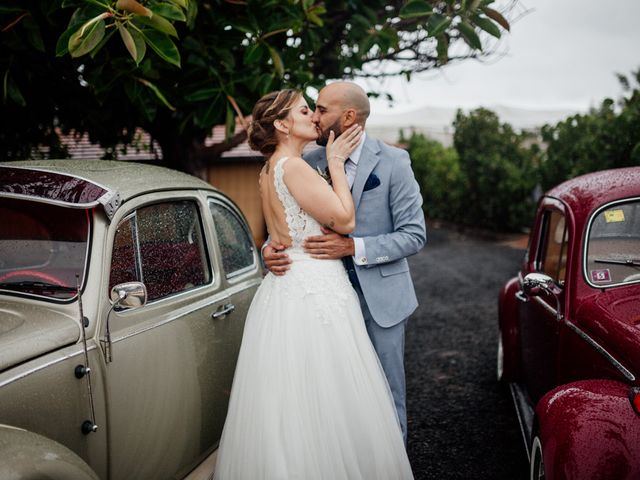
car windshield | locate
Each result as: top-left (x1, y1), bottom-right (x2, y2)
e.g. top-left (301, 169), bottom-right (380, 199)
top-left (585, 199), bottom-right (640, 287)
top-left (0, 198), bottom-right (90, 300)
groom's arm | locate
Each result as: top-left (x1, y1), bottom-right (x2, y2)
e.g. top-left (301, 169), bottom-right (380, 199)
top-left (360, 151), bottom-right (426, 265)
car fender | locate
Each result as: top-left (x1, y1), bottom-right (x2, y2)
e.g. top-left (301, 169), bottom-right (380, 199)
top-left (0, 424), bottom-right (99, 480)
top-left (498, 276), bottom-right (521, 381)
top-left (535, 379), bottom-right (640, 480)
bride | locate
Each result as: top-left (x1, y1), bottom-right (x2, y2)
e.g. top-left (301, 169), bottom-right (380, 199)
top-left (213, 89), bottom-right (413, 479)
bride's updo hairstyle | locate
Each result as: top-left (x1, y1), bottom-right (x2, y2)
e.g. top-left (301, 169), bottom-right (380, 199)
top-left (248, 89), bottom-right (301, 155)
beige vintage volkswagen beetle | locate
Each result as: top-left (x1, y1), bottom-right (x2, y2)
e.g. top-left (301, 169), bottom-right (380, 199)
top-left (0, 160), bottom-right (262, 479)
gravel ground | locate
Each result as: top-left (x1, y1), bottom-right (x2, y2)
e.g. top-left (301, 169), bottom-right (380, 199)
top-left (405, 227), bottom-right (529, 480)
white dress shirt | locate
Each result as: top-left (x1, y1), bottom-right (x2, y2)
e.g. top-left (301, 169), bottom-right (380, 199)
top-left (344, 133), bottom-right (368, 266)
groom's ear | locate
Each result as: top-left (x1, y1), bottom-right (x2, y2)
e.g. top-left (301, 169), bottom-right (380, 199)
top-left (342, 108), bottom-right (357, 128)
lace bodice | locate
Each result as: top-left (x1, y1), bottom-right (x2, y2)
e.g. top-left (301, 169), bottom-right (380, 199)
top-left (273, 157), bottom-right (323, 249)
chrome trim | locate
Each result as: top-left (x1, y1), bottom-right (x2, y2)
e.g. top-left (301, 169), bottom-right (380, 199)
top-left (112, 291), bottom-right (231, 343)
top-left (111, 277), bottom-right (260, 343)
top-left (532, 296), bottom-right (562, 320)
top-left (226, 263), bottom-right (258, 279)
top-left (583, 196), bottom-right (640, 289)
top-left (0, 345), bottom-right (93, 389)
top-left (564, 321), bottom-right (636, 382)
top-left (515, 290), bottom-right (529, 303)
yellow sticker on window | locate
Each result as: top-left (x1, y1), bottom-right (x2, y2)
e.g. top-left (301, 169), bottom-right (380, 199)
top-left (604, 209), bottom-right (625, 223)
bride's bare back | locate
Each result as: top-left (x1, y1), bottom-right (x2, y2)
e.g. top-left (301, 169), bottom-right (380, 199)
top-left (259, 159), bottom-right (292, 248)
top-left (259, 153), bottom-right (359, 249)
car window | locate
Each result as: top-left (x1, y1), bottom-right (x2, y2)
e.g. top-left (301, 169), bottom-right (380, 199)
top-left (209, 201), bottom-right (256, 277)
top-left (0, 198), bottom-right (89, 300)
top-left (109, 201), bottom-right (211, 301)
top-left (586, 199), bottom-right (640, 287)
top-left (537, 209), bottom-right (568, 284)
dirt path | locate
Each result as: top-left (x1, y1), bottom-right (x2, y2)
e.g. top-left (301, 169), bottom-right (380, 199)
top-left (405, 227), bottom-right (528, 479)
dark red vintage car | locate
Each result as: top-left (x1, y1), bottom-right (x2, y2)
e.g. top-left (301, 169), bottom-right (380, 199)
top-left (498, 167), bottom-right (640, 480)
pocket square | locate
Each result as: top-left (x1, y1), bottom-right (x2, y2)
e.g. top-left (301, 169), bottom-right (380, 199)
top-left (363, 173), bottom-right (381, 191)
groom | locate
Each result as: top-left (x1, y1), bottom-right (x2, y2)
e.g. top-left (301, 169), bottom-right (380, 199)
top-left (263, 81), bottom-right (426, 441)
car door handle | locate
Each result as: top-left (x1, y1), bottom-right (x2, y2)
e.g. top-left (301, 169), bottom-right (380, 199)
top-left (515, 290), bottom-right (529, 303)
top-left (211, 303), bottom-right (235, 319)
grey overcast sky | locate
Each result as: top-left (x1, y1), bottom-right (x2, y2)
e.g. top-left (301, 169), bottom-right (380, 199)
top-left (358, 0), bottom-right (640, 114)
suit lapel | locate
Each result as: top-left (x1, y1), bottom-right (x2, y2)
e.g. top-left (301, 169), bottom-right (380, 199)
top-left (351, 136), bottom-right (381, 210)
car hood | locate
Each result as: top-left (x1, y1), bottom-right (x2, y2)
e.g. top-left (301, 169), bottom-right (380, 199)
top-left (575, 286), bottom-right (640, 373)
top-left (0, 299), bottom-right (80, 372)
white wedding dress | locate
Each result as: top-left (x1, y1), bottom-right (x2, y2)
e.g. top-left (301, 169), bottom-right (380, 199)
top-left (213, 157), bottom-right (413, 480)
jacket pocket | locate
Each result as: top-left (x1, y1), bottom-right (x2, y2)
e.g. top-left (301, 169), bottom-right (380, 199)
top-left (379, 259), bottom-right (409, 277)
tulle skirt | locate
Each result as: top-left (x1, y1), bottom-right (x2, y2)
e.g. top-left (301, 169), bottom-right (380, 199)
top-left (213, 251), bottom-right (413, 480)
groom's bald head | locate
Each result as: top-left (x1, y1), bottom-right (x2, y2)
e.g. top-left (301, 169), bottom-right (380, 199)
top-left (321, 82), bottom-right (370, 125)
top-left (313, 81), bottom-right (370, 145)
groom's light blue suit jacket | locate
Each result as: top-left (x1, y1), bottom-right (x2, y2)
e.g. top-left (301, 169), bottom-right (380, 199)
top-left (304, 135), bottom-right (427, 328)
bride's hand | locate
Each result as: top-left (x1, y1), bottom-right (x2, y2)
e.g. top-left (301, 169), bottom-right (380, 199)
top-left (326, 124), bottom-right (363, 168)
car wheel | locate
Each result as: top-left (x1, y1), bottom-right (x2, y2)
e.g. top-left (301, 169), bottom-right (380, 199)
top-left (497, 332), bottom-right (505, 383)
top-left (530, 436), bottom-right (545, 480)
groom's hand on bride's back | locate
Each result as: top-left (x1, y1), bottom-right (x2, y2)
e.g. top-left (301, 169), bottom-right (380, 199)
top-left (303, 227), bottom-right (355, 260)
top-left (263, 243), bottom-right (291, 276)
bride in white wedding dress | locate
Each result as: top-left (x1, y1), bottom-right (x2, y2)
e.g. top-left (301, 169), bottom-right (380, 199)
top-left (213, 89), bottom-right (413, 480)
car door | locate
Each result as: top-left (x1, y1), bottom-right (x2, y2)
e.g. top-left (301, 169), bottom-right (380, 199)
top-left (206, 198), bottom-right (261, 406)
top-left (518, 201), bottom-right (569, 403)
top-left (103, 194), bottom-right (233, 480)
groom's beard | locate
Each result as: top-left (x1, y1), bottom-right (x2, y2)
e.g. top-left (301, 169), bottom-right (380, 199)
top-left (315, 118), bottom-right (343, 146)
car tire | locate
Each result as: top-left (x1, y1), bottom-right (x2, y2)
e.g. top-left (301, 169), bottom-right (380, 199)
top-left (530, 435), bottom-right (546, 480)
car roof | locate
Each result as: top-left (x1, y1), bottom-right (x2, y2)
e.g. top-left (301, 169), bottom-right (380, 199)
top-left (546, 167), bottom-right (640, 214)
top-left (1, 159), bottom-right (216, 201)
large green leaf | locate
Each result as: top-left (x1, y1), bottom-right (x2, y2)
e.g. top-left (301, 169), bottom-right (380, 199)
top-left (399, 0), bottom-right (432, 19)
top-left (267, 45), bottom-right (284, 78)
top-left (480, 6), bottom-right (510, 31)
top-left (89, 25), bottom-right (116, 58)
top-left (137, 77), bottom-right (175, 110)
top-left (0, 6), bottom-right (25, 13)
top-left (118, 23), bottom-right (137, 61)
top-left (472, 14), bottom-right (501, 38)
top-left (130, 27), bottom-right (146, 64)
top-left (436, 34), bottom-right (449, 64)
top-left (167, 0), bottom-right (187, 9)
top-left (118, 23), bottom-right (146, 65)
top-left (22, 14), bottom-right (45, 52)
top-left (457, 21), bottom-right (481, 50)
top-left (68, 15), bottom-right (107, 58)
top-left (149, 2), bottom-right (186, 21)
top-left (244, 42), bottom-right (266, 64)
top-left (185, 88), bottom-right (221, 102)
top-left (194, 94), bottom-right (223, 127)
top-left (427, 14), bottom-right (451, 38)
top-left (56, 4), bottom-right (104, 56)
top-left (3, 70), bottom-right (26, 107)
top-left (224, 102), bottom-right (235, 140)
top-left (138, 28), bottom-right (181, 67)
top-left (135, 13), bottom-right (178, 38)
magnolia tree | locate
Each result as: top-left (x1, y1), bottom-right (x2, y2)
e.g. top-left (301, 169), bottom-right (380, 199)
top-left (0, 0), bottom-right (518, 173)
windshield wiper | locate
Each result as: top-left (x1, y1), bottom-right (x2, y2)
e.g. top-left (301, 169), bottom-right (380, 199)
top-left (0, 281), bottom-right (76, 292)
top-left (594, 258), bottom-right (640, 267)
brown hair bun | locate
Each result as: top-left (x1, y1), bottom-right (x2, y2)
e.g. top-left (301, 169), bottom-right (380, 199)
top-left (248, 89), bottom-right (300, 156)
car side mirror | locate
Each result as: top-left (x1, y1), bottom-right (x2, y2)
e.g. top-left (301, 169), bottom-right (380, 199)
top-left (110, 282), bottom-right (147, 310)
top-left (522, 273), bottom-right (556, 297)
top-left (522, 273), bottom-right (563, 321)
